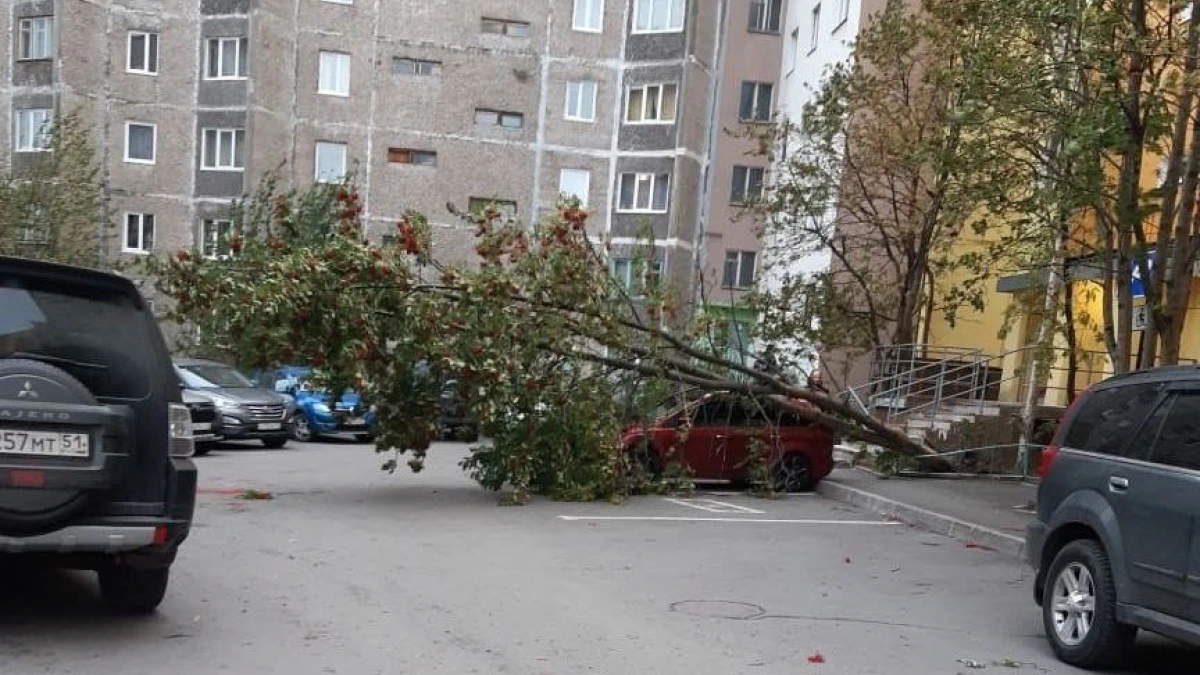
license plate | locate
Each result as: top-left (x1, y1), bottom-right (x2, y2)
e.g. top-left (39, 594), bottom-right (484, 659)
top-left (194, 422), bottom-right (212, 432)
top-left (0, 429), bottom-right (90, 458)
top-left (258, 422), bottom-right (282, 431)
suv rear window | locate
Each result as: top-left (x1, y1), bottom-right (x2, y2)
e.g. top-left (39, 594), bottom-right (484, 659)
top-left (0, 282), bottom-right (154, 401)
top-left (1063, 382), bottom-right (1165, 457)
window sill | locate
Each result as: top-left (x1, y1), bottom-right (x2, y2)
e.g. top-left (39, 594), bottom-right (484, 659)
top-left (126, 69), bottom-right (158, 77)
top-left (747, 28), bottom-right (782, 36)
top-left (124, 158), bottom-right (156, 165)
top-left (616, 209), bottom-right (669, 215)
top-left (738, 117), bottom-right (773, 125)
top-left (318, 90), bottom-right (351, 98)
top-left (16, 57), bottom-right (53, 63)
top-left (623, 120), bottom-right (676, 126)
top-left (204, 76), bottom-right (248, 82)
top-left (14, 148), bottom-right (50, 154)
top-left (631, 28), bottom-right (685, 35)
top-left (200, 167), bottom-right (246, 173)
top-left (565, 115), bottom-right (596, 123)
top-left (572, 25), bottom-right (603, 34)
top-left (121, 248), bottom-right (152, 255)
top-left (720, 286), bottom-right (753, 291)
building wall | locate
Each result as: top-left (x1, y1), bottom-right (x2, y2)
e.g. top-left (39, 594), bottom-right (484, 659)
top-left (4, 0), bottom-right (752, 325)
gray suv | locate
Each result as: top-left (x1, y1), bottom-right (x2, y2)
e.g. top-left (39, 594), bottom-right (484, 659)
top-left (1027, 367), bottom-right (1200, 668)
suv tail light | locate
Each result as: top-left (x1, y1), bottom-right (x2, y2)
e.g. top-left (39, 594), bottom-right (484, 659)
top-left (1036, 444), bottom-right (1059, 478)
top-left (168, 403), bottom-right (195, 458)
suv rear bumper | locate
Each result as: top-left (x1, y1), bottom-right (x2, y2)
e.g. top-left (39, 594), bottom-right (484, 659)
top-left (0, 524), bottom-right (158, 553)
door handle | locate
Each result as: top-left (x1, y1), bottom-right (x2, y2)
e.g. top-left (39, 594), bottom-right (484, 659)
top-left (1109, 476), bottom-right (1130, 492)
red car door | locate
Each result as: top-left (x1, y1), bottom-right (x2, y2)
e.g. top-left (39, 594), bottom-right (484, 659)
top-left (681, 396), bottom-right (733, 479)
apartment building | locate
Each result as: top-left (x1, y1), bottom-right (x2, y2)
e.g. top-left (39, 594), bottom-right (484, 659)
top-left (1, 0), bottom-right (773, 317)
top-left (696, 0), bottom-right (784, 358)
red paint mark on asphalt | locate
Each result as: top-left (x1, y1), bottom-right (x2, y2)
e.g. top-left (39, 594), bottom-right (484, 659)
top-left (807, 652), bottom-right (825, 664)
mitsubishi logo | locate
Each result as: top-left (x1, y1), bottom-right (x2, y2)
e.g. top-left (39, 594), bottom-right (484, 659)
top-left (16, 381), bottom-right (38, 399)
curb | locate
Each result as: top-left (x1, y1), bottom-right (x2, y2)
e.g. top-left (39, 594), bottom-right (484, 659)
top-left (815, 479), bottom-right (1027, 560)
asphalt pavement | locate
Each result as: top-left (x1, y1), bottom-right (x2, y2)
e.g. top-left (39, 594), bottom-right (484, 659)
top-left (0, 440), bottom-right (1194, 675)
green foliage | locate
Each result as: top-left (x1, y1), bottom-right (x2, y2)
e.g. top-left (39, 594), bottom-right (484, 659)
top-left (0, 111), bottom-right (107, 268)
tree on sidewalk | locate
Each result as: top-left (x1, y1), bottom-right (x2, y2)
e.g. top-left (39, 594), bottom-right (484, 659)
top-left (754, 0), bottom-right (1024, 386)
top-left (148, 178), bottom-right (942, 502)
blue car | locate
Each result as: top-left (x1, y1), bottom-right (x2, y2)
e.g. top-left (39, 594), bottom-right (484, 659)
top-left (254, 366), bottom-right (376, 442)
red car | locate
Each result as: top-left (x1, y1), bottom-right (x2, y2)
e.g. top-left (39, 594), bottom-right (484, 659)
top-left (621, 392), bottom-right (835, 491)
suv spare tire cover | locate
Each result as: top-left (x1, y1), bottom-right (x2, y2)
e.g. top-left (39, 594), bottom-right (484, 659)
top-left (0, 358), bottom-right (100, 535)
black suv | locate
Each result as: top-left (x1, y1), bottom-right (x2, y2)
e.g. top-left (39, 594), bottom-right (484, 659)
top-left (1028, 367), bottom-right (1200, 668)
top-left (0, 256), bottom-right (197, 613)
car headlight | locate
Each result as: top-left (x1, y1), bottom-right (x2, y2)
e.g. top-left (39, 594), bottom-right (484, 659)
top-left (313, 403), bottom-right (331, 415)
top-left (211, 396), bottom-right (241, 412)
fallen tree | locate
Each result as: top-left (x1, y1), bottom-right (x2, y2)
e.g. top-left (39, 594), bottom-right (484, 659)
top-left (149, 180), bottom-right (936, 501)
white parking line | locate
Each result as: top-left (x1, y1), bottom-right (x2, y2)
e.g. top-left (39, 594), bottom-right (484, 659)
top-left (557, 516), bottom-right (902, 525)
top-left (664, 498), bottom-right (765, 514)
top-left (699, 490), bottom-right (817, 498)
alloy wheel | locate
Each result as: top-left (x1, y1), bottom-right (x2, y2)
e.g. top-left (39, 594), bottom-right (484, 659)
top-left (1051, 562), bottom-right (1096, 647)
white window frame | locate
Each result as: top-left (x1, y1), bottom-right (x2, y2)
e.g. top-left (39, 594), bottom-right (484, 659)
top-left (205, 36), bottom-right (247, 80)
top-left (731, 165), bottom-right (765, 204)
top-left (481, 17), bottom-right (532, 38)
top-left (18, 17), bottom-right (53, 60)
top-left (572, 0), bottom-right (604, 32)
top-left (201, 128), bottom-right (246, 171)
top-left (632, 0), bottom-right (685, 34)
top-left (318, 50), bottom-right (351, 97)
top-left (610, 257), bottom-right (663, 293)
top-left (565, 80), bottom-right (598, 122)
top-left (201, 219), bottom-right (234, 260)
top-left (837, 0), bottom-right (851, 27)
top-left (315, 141), bottom-right (348, 183)
top-left (126, 31), bottom-right (158, 75)
top-left (723, 250), bottom-right (757, 289)
top-left (123, 213), bottom-right (156, 254)
top-left (393, 57), bottom-right (441, 77)
top-left (617, 172), bottom-right (670, 214)
top-left (322, 0), bottom-right (354, 4)
top-left (624, 83), bottom-right (678, 124)
top-left (124, 121), bottom-right (157, 164)
top-left (558, 168), bottom-right (591, 208)
top-left (14, 108), bottom-right (53, 153)
top-left (809, 4), bottom-right (821, 53)
top-left (748, 0), bottom-right (782, 33)
top-left (739, 81), bottom-right (774, 122)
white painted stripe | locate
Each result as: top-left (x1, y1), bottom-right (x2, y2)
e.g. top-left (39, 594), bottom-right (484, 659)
top-left (700, 499), bottom-right (767, 514)
top-left (665, 497), bottom-right (765, 514)
top-left (557, 516), bottom-right (901, 525)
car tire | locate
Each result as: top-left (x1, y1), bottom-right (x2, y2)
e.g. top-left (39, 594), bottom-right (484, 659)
top-left (193, 443), bottom-right (214, 457)
top-left (99, 565), bottom-right (170, 615)
top-left (261, 436), bottom-right (288, 449)
top-left (770, 453), bottom-right (814, 492)
top-left (290, 415), bottom-right (316, 442)
top-left (1041, 539), bottom-right (1137, 669)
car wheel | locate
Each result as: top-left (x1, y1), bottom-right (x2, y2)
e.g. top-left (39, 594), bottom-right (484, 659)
top-left (290, 415), bottom-right (316, 442)
top-left (99, 565), bottom-right (170, 615)
top-left (1042, 539), bottom-right (1137, 669)
top-left (770, 453), bottom-right (814, 492)
top-left (261, 436), bottom-right (288, 449)
top-left (354, 434), bottom-right (374, 443)
top-left (193, 443), bottom-right (213, 457)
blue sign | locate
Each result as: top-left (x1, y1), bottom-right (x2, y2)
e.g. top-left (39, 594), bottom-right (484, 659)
top-left (1130, 251), bottom-right (1155, 299)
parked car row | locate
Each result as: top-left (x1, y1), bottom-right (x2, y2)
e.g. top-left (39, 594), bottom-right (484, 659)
top-left (174, 360), bottom-right (481, 452)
